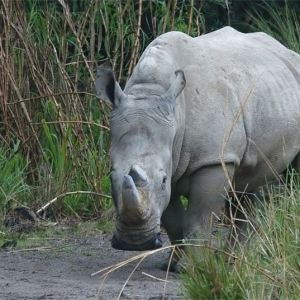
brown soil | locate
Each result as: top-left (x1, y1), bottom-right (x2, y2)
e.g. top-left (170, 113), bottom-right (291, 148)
top-left (0, 225), bottom-right (182, 300)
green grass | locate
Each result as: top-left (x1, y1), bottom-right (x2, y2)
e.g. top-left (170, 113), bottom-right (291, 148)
top-left (247, 0), bottom-right (300, 53)
top-left (0, 144), bottom-right (32, 215)
top-left (0, 222), bottom-right (63, 249)
top-left (181, 174), bottom-right (300, 299)
top-left (0, 219), bottom-right (113, 252)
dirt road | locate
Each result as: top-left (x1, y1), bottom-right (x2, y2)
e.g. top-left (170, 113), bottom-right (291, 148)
top-left (0, 225), bottom-right (182, 300)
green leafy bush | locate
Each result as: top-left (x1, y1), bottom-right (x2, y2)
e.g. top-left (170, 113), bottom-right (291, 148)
top-left (0, 144), bottom-right (32, 215)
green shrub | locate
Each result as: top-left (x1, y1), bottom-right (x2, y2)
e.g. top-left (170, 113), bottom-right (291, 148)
top-left (0, 143), bottom-right (32, 216)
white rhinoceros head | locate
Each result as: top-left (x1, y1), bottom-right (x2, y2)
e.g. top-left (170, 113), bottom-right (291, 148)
top-left (95, 66), bottom-right (185, 250)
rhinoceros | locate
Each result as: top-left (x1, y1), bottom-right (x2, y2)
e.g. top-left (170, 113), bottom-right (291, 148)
top-left (95, 26), bottom-right (300, 271)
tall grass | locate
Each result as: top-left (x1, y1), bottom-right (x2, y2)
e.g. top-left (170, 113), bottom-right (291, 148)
top-left (0, 144), bottom-right (32, 216)
top-left (0, 0), bottom-right (112, 217)
top-left (0, 0), bottom-right (209, 217)
top-left (181, 174), bottom-right (300, 299)
top-left (247, 0), bottom-right (300, 53)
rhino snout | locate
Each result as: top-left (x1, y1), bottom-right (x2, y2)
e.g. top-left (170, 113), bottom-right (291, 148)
top-left (111, 232), bottom-right (162, 251)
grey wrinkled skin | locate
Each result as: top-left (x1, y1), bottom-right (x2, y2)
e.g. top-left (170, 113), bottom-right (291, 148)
top-left (95, 27), bottom-right (300, 271)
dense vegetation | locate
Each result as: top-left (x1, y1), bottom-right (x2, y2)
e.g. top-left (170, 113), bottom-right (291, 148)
top-left (1, 0), bottom-right (300, 298)
top-left (0, 0), bottom-right (298, 219)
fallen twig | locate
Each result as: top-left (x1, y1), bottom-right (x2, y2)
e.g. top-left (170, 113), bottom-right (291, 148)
top-left (36, 191), bottom-right (111, 215)
top-left (9, 246), bottom-right (53, 252)
top-left (142, 272), bottom-right (170, 283)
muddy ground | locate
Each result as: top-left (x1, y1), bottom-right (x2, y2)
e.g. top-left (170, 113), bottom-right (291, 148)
top-left (0, 224), bottom-right (182, 300)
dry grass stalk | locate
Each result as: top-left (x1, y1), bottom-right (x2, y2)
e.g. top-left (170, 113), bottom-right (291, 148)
top-left (36, 191), bottom-right (111, 215)
top-left (126, 0), bottom-right (143, 79)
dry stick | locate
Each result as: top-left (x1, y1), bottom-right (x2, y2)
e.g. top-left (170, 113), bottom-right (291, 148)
top-left (31, 120), bottom-right (109, 131)
top-left (74, 1), bottom-right (91, 109)
top-left (77, 0), bottom-right (93, 69)
top-left (126, 0), bottom-right (142, 80)
top-left (36, 191), bottom-right (111, 215)
top-left (0, 0), bottom-right (10, 139)
top-left (90, 0), bottom-right (99, 68)
top-left (9, 247), bottom-right (53, 253)
top-left (171, 0), bottom-right (177, 31)
top-left (8, 92), bottom-right (101, 104)
top-left (219, 75), bottom-right (270, 244)
top-left (4, 65), bottom-right (45, 158)
top-left (116, 0), bottom-right (131, 80)
top-left (91, 245), bottom-right (176, 277)
top-left (162, 0), bottom-right (172, 34)
top-left (48, 38), bottom-right (71, 135)
top-left (225, 0), bottom-right (231, 26)
top-left (1, 8), bottom-right (28, 144)
top-left (197, 0), bottom-right (207, 36)
top-left (78, 13), bottom-right (107, 143)
top-left (117, 257), bottom-right (146, 300)
top-left (112, 2), bottom-right (120, 71)
top-left (58, 0), bottom-right (94, 80)
top-left (163, 245), bottom-right (177, 297)
top-left (95, 245), bottom-right (177, 298)
top-left (117, 0), bottom-right (125, 81)
top-left (142, 272), bottom-right (170, 283)
top-left (187, 0), bottom-right (194, 35)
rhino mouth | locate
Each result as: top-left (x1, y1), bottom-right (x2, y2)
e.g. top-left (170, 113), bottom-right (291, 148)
top-left (111, 226), bottom-right (162, 251)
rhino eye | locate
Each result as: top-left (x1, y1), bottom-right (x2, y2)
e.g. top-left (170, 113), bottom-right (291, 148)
top-left (162, 176), bottom-right (167, 190)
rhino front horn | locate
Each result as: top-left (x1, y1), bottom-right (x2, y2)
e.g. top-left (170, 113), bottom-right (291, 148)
top-left (121, 174), bottom-right (147, 223)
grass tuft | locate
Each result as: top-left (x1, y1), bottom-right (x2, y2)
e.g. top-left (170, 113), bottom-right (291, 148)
top-left (181, 171), bottom-right (300, 299)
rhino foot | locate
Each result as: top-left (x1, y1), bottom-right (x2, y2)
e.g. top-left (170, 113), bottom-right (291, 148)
top-left (161, 246), bottom-right (185, 273)
top-left (161, 258), bottom-right (186, 273)
top-left (161, 259), bottom-right (178, 272)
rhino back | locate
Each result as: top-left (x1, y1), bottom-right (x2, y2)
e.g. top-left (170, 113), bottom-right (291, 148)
top-left (125, 27), bottom-right (300, 190)
top-left (188, 27), bottom-right (300, 190)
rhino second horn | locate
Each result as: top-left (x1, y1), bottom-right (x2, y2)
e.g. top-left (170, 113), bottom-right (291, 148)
top-left (121, 174), bottom-right (146, 221)
top-left (129, 165), bottom-right (148, 187)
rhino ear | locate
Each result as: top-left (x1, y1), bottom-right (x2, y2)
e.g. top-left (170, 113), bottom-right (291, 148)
top-left (161, 70), bottom-right (186, 113)
top-left (95, 66), bottom-right (126, 107)
top-left (164, 70), bottom-right (186, 102)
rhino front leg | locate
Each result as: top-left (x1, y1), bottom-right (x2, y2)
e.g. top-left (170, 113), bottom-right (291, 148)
top-left (175, 163), bottom-right (235, 272)
top-left (161, 194), bottom-right (185, 271)
top-left (184, 164), bottom-right (235, 240)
